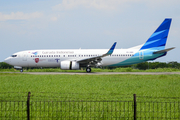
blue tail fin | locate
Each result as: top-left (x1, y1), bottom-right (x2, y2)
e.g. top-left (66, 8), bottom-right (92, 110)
top-left (140, 18), bottom-right (172, 50)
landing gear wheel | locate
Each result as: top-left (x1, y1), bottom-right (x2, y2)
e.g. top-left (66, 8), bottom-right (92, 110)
top-left (20, 69), bottom-right (23, 72)
top-left (86, 67), bottom-right (91, 73)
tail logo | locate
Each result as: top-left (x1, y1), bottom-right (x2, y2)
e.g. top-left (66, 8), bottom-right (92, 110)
top-left (140, 19), bottom-right (172, 50)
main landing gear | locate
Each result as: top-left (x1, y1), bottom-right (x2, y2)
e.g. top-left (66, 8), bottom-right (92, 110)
top-left (20, 69), bottom-right (23, 72)
top-left (86, 67), bottom-right (91, 73)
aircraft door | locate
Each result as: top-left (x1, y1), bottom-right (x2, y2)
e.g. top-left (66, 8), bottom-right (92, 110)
top-left (139, 51), bottom-right (144, 60)
top-left (22, 53), bottom-right (27, 61)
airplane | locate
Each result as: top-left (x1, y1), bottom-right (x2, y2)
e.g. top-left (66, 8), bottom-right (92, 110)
top-left (4, 18), bottom-right (175, 73)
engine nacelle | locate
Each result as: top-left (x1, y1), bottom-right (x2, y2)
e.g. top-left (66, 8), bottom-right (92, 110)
top-left (14, 66), bottom-right (22, 69)
top-left (60, 61), bottom-right (80, 70)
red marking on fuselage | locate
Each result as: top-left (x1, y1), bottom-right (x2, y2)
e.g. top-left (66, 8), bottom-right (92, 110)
top-left (35, 58), bottom-right (39, 63)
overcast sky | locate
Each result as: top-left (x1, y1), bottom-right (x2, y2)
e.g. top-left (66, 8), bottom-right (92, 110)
top-left (1, 0), bottom-right (180, 62)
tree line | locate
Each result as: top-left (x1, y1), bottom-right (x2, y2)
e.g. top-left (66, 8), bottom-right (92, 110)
top-left (0, 61), bottom-right (180, 70)
top-left (134, 61), bottom-right (180, 70)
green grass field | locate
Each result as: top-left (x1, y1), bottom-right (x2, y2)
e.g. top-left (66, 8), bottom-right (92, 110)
top-left (0, 73), bottom-right (180, 100)
top-left (0, 73), bottom-right (180, 119)
top-left (1, 67), bottom-right (180, 72)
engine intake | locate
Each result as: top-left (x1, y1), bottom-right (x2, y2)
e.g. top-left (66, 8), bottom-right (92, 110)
top-left (60, 61), bottom-right (79, 70)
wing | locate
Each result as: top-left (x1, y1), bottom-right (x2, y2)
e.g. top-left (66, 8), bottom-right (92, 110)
top-left (77, 42), bottom-right (117, 67)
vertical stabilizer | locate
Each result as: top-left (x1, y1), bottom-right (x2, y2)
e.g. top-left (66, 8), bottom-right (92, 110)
top-left (140, 18), bottom-right (172, 50)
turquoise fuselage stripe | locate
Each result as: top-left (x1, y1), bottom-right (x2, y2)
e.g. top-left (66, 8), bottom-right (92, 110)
top-left (108, 49), bottom-right (165, 67)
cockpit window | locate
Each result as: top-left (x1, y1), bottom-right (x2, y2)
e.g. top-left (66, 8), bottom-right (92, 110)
top-left (11, 55), bottom-right (17, 57)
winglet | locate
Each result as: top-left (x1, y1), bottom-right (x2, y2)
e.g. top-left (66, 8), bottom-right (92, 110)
top-left (102, 42), bottom-right (117, 57)
top-left (77, 42), bottom-right (117, 64)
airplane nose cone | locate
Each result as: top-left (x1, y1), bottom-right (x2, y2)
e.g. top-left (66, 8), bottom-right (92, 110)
top-left (4, 57), bottom-right (11, 64)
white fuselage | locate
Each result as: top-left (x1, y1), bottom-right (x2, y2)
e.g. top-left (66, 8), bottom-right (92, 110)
top-left (4, 48), bottom-right (141, 68)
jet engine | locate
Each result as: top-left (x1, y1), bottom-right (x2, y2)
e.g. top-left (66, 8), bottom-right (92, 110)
top-left (60, 61), bottom-right (80, 70)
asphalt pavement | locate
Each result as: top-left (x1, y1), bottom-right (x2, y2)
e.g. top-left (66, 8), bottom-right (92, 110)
top-left (2, 72), bottom-right (180, 75)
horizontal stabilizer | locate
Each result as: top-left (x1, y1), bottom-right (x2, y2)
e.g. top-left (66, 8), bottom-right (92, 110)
top-left (153, 47), bottom-right (175, 54)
